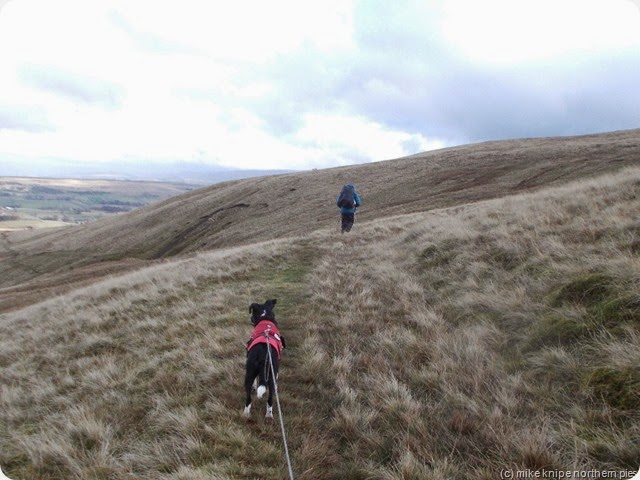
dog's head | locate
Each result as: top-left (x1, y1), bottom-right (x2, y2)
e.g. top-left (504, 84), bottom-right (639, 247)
top-left (249, 299), bottom-right (277, 326)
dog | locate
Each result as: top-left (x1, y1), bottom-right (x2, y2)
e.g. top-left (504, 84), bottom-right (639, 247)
top-left (243, 299), bottom-right (286, 418)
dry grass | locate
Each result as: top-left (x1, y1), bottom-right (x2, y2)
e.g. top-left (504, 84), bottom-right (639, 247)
top-left (2, 128), bottom-right (639, 313)
top-left (2, 164), bottom-right (640, 478)
top-left (0, 238), bottom-right (317, 479)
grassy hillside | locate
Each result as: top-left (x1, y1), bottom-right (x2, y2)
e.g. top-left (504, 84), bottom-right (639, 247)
top-left (1, 128), bottom-right (639, 313)
top-left (1, 163), bottom-right (639, 479)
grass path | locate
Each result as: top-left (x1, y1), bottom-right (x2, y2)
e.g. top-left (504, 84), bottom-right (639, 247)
top-left (227, 231), bottom-right (395, 479)
top-left (216, 237), bottom-right (332, 479)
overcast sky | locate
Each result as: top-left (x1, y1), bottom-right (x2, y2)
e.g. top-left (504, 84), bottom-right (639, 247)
top-left (1, 0), bottom-right (639, 172)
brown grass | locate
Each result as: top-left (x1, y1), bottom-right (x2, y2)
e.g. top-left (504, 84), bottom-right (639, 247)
top-left (1, 129), bottom-right (639, 314)
top-left (2, 162), bottom-right (640, 478)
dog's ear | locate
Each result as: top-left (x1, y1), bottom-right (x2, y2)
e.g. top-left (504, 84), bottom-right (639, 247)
top-left (266, 299), bottom-right (277, 307)
top-left (249, 303), bottom-right (261, 322)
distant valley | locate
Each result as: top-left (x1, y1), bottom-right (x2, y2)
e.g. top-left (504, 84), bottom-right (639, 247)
top-left (0, 162), bottom-right (295, 231)
top-left (0, 177), bottom-right (197, 230)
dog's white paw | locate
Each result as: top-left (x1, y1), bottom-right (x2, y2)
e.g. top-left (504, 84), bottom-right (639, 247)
top-left (243, 405), bottom-right (252, 417)
top-left (257, 385), bottom-right (266, 399)
top-left (265, 406), bottom-right (273, 418)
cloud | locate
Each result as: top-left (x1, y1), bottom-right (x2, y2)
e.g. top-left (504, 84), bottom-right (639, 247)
top-left (0, 0), bottom-right (13, 14)
top-left (293, 113), bottom-right (444, 164)
top-left (0, 0), bottom-right (639, 172)
top-left (0, 104), bottom-right (53, 132)
top-left (425, 50), bottom-right (640, 142)
top-left (626, 0), bottom-right (640, 14)
top-left (249, 0), bottom-right (640, 146)
top-left (108, 9), bottom-right (201, 56)
top-left (18, 64), bottom-right (125, 109)
top-left (224, 2), bottom-right (463, 147)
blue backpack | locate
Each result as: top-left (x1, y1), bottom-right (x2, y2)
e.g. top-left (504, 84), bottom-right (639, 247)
top-left (337, 184), bottom-right (356, 208)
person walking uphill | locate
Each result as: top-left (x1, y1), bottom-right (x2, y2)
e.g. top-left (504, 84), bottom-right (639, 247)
top-left (336, 183), bottom-right (361, 233)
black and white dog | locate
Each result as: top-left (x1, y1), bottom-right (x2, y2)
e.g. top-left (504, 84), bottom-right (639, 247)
top-left (244, 299), bottom-right (286, 418)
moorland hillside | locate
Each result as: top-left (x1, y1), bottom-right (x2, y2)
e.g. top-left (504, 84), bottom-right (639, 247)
top-left (1, 128), bottom-right (639, 313)
top-left (0, 163), bottom-right (639, 479)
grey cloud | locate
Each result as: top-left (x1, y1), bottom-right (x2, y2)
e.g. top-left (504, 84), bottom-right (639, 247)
top-left (159, 2), bottom-right (453, 142)
top-left (152, 1), bottom-right (639, 156)
top-left (240, 1), bottom-right (640, 149)
top-left (19, 64), bottom-right (125, 109)
top-left (336, 5), bottom-right (640, 144)
top-left (234, 2), bottom-right (454, 138)
top-left (559, 53), bottom-right (640, 133)
top-left (421, 52), bottom-right (640, 142)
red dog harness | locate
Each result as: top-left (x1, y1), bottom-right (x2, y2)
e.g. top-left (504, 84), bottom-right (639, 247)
top-left (247, 321), bottom-right (283, 359)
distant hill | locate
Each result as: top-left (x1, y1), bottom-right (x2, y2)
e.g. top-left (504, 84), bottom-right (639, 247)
top-left (0, 159), bottom-right (294, 184)
top-left (0, 128), bottom-right (639, 313)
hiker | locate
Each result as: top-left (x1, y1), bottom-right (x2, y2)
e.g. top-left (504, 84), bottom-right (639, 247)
top-left (336, 183), bottom-right (361, 233)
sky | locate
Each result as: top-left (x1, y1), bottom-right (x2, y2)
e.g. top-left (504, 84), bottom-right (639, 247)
top-left (0, 0), bottom-right (639, 173)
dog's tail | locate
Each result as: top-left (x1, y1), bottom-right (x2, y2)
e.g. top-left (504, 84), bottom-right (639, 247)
top-left (257, 385), bottom-right (267, 399)
top-left (257, 343), bottom-right (277, 396)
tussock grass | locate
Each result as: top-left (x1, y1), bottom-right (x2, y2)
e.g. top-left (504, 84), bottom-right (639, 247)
top-left (3, 129), bottom-right (639, 312)
top-left (2, 167), bottom-right (640, 478)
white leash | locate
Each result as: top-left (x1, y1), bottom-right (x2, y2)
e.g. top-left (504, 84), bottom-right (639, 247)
top-left (265, 329), bottom-right (294, 480)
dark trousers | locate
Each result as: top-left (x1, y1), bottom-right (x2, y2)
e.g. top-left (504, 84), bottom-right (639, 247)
top-left (341, 212), bottom-right (355, 233)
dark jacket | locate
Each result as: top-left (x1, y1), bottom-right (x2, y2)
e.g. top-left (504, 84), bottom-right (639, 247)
top-left (336, 185), bottom-right (361, 214)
